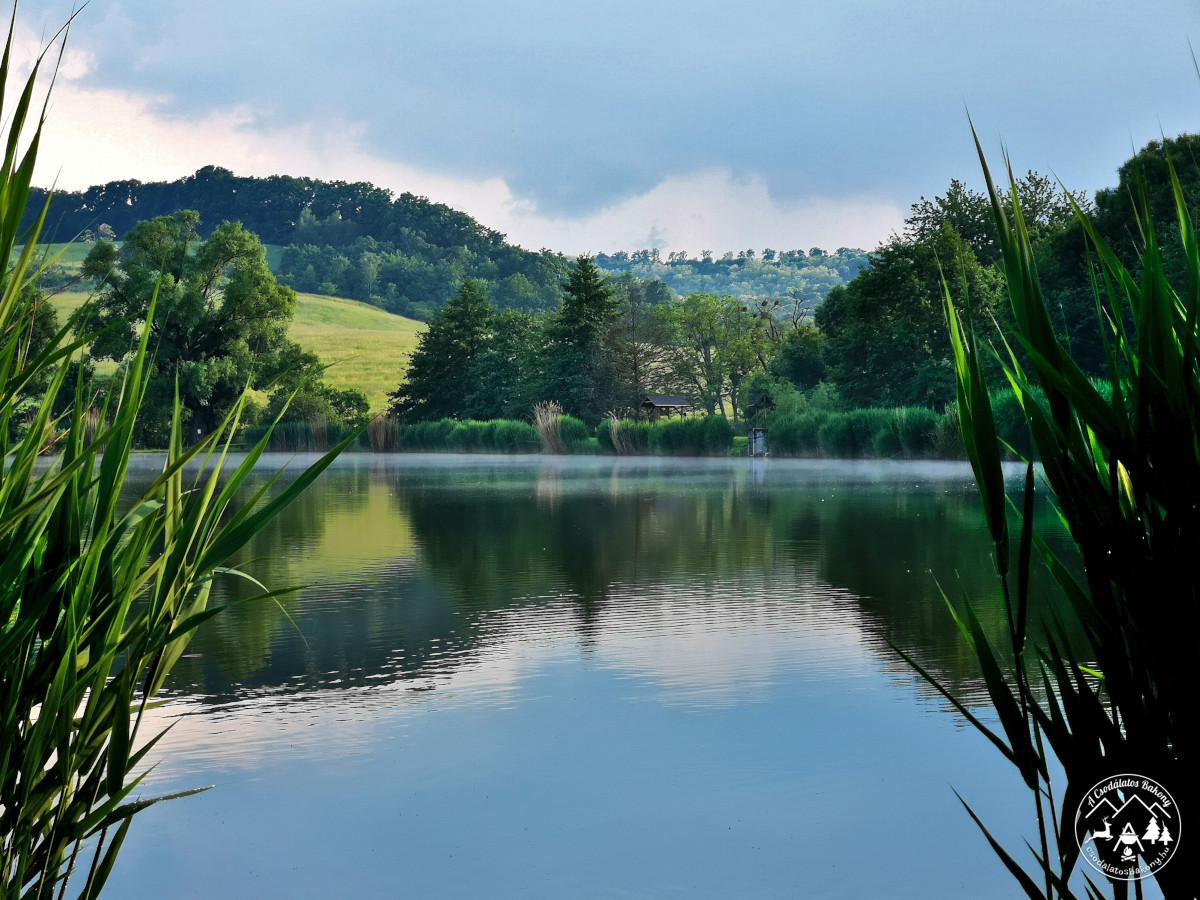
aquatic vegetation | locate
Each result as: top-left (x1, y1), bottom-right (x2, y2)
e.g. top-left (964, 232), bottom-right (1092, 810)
top-left (0, 8), bottom-right (352, 896)
top-left (899, 129), bottom-right (1199, 898)
top-left (596, 415), bottom-right (733, 456)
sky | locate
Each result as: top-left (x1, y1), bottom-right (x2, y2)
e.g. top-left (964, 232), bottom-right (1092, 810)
top-left (13, 0), bottom-right (1200, 255)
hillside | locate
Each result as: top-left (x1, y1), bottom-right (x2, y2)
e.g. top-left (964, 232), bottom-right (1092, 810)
top-left (288, 293), bottom-right (423, 412)
top-left (592, 248), bottom-right (869, 310)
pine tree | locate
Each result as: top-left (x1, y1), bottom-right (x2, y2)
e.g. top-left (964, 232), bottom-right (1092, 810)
top-left (539, 256), bottom-right (620, 423)
top-left (389, 279), bottom-right (494, 421)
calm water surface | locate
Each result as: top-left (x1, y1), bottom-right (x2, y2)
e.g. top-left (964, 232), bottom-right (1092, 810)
top-left (106, 454), bottom-right (1071, 898)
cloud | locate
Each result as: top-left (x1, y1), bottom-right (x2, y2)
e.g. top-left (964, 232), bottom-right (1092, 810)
top-left (49, 2), bottom-right (1200, 209)
top-left (25, 32), bottom-right (902, 253)
top-left (18, 0), bottom-right (1200, 253)
top-left (500, 169), bottom-right (903, 253)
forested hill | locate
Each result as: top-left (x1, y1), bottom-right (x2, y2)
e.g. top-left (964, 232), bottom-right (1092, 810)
top-left (26, 165), bottom-right (497, 246)
top-left (26, 166), bottom-right (868, 319)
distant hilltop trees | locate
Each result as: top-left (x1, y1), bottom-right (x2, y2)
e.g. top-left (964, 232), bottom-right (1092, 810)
top-left (592, 247), bottom-right (869, 312)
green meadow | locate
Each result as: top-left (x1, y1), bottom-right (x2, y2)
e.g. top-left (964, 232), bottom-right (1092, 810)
top-left (288, 292), bottom-right (423, 412)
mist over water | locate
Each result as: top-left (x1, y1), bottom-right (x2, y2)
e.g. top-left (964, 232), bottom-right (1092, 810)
top-left (108, 454), bottom-right (1074, 898)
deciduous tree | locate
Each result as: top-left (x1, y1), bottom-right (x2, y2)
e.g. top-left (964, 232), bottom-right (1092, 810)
top-left (82, 210), bottom-right (305, 444)
top-left (816, 224), bottom-right (1002, 408)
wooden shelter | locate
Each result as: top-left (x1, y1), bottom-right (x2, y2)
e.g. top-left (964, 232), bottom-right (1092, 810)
top-left (745, 393), bottom-right (775, 415)
top-left (640, 395), bottom-right (692, 419)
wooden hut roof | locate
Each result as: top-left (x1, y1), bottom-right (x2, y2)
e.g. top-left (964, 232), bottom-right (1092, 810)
top-left (641, 395), bottom-right (691, 408)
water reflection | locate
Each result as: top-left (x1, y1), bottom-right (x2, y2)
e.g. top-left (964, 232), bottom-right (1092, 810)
top-left (158, 454), bottom-right (1073, 712)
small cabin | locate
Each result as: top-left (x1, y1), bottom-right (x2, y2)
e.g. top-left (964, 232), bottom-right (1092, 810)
top-left (640, 395), bottom-right (692, 420)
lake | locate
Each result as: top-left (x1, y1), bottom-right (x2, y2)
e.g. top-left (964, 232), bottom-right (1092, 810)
top-left (106, 453), bottom-right (1070, 898)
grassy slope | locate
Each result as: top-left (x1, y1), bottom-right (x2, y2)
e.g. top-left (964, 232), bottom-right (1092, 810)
top-left (46, 287), bottom-right (423, 413)
top-left (290, 292), bottom-right (422, 412)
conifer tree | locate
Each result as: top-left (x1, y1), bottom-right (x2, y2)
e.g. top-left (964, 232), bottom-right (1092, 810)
top-left (389, 278), bottom-right (493, 420)
top-left (539, 256), bottom-right (620, 423)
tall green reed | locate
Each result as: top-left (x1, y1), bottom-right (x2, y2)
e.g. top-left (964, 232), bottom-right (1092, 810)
top-left (897, 127), bottom-right (1197, 899)
top-left (0, 8), bottom-right (354, 897)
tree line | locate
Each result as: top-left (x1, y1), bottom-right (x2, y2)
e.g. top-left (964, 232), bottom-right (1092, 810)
top-left (593, 246), bottom-right (868, 311)
top-left (32, 133), bottom-right (1198, 447)
top-left (391, 134), bottom-right (1200, 432)
top-left (389, 259), bottom-right (810, 425)
top-left (25, 166), bottom-right (572, 320)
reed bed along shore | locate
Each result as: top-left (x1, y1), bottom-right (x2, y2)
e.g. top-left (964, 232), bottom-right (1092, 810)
top-left (233, 400), bottom-right (1053, 460)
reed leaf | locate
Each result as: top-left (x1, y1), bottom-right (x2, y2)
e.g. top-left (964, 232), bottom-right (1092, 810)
top-left (0, 6), bottom-right (350, 897)
top-left (904, 120), bottom-right (1199, 898)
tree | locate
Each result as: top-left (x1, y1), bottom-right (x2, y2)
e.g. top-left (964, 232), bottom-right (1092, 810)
top-left (388, 278), bottom-right (493, 421)
top-left (716, 298), bottom-right (770, 420)
top-left (769, 322), bottom-right (825, 390)
top-left (82, 210), bottom-right (301, 444)
top-left (658, 292), bottom-right (769, 416)
top-left (661, 292), bottom-right (726, 413)
top-left (1093, 133), bottom-right (1200, 288)
top-left (607, 275), bottom-right (675, 412)
top-left (905, 172), bottom-right (1088, 266)
top-left (539, 256), bottom-right (620, 423)
top-left (464, 307), bottom-right (541, 420)
top-left (258, 342), bottom-right (369, 428)
top-left (817, 224), bottom-right (1002, 408)
top-left (1143, 816), bottom-right (1161, 843)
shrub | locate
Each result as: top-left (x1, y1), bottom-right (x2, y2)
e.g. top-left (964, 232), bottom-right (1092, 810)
top-left (559, 415), bottom-right (591, 452)
top-left (597, 417), bottom-right (617, 453)
top-left (623, 419), bottom-right (652, 453)
top-left (816, 413), bottom-right (856, 456)
top-left (645, 416), bottom-right (732, 456)
top-left (893, 407), bottom-right (940, 457)
top-left (493, 419), bottom-right (540, 453)
top-left (446, 423), bottom-right (472, 451)
top-left (701, 414), bottom-right (734, 455)
top-left (871, 421), bottom-right (902, 458)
